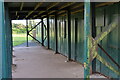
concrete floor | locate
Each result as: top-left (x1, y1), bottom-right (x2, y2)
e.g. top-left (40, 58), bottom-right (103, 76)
top-left (12, 44), bottom-right (107, 78)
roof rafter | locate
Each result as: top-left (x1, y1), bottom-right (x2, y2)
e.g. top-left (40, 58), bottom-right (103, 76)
top-left (47, 2), bottom-right (59, 10)
top-left (58, 2), bottom-right (75, 10)
top-left (71, 3), bottom-right (83, 10)
top-left (95, 2), bottom-right (114, 7)
top-left (34, 2), bottom-right (59, 19)
top-left (25, 2), bottom-right (43, 19)
top-left (48, 10), bottom-right (56, 15)
top-left (33, 11), bottom-right (45, 18)
top-left (20, 2), bottom-right (24, 11)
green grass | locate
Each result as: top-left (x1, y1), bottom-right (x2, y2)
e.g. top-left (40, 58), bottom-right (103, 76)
top-left (13, 33), bottom-right (32, 46)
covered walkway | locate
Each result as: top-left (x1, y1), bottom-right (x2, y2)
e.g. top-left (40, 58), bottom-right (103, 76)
top-left (0, 1), bottom-right (120, 79)
top-left (12, 42), bottom-right (105, 78)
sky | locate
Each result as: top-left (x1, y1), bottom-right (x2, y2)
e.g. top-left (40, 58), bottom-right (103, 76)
top-left (12, 20), bottom-right (27, 25)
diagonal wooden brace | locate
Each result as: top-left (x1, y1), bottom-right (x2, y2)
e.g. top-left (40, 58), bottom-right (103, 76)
top-left (89, 40), bottom-right (120, 75)
top-left (95, 22), bottom-right (117, 44)
top-left (96, 53), bottom-right (120, 75)
top-left (90, 45), bottom-right (120, 75)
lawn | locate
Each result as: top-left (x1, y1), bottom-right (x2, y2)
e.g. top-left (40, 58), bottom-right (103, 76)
top-left (13, 34), bottom-right (32, 46)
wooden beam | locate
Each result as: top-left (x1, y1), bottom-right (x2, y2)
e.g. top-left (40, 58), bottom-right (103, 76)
top-left (47, 2), bottom-right (59, 10)
top-left (71, 9), bottom-right (83, 14)
top-left (41, 18), bottom-right (44, 46)
top-left (95, 2), bottom-right (115, 7)
top-left (16, 11), bottom-right (18, 19)
top-left (55, 12), bottom-right (58, 53)
top-left (20, 2), bottom-right (24, 11)
top-left (0, 1), bottom-right (8, 78)
top-left (48, 10), bottom-right (56, 15)
top-left (16, 11), bottom-right (17, 16)
top-left (58, 2), bottom-right (75, 10)
top-left (33, 11), bottom-right (45, 18)
top-left (57, 10), bottom-right (66, 14)
top-left (26, 20), bottom-right (29, 47)
top-left (34, 3), bottom-right (43, 10)
top-left (10, 7), bottom-right (46, 11)
top-left (67, 10), bottom-right (71, 61)
top-left (84, 0), bottom-right (91, 78)
top-left (95, 22), bottom-right (117, 44)
top-left (59, 14), bottom-right (66, 16)
top-left (33, 2), bottom-right (59, 19)
top-left (25, 2), bottom-right (43, 19)
top-left (91, 2), bottom-right (96, 73)
top-left (47, 16), bottom-right (50, 49)
top-left (41, 15), bottom-right (46, 18)
top-left (71, 2), bottom-right (116, 14)
top-left (71, 3), bottom-right (84, 9)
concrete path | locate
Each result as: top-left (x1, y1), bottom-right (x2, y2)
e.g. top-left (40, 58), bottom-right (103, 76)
top-left (12, 42), bottom-right (107, 78)
top-left (14, 41), bottom-right (39, 48)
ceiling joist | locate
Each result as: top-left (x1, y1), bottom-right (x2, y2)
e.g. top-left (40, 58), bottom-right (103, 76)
top-left (71, 3), bottom-right (84, 9)
top-left (25, 2), bottom-right (43, 19)
top-left (58, 2), bottom-right (75, 10)
top-left (95, 2), bottom-right (115, 7)
top-left (47, 2), bottom-right (59, 10)
top-left (20, 2), bottom-right (24, 11)
top-left (10, 2), bottom-right (117, 20)
top-left (33, 11), bottom-right (45, 18)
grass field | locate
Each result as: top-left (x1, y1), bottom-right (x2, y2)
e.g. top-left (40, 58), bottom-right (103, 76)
top-left (13, 34), bottom-right (32, 46)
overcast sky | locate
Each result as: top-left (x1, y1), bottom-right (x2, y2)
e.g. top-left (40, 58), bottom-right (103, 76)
top-left (12, 20), bottom-right (27, 25)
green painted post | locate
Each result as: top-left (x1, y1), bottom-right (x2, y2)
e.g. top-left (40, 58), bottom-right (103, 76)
top-left (5, 3), bottom-right (12, 78)
top-left (26, 20), bottom-right (29, 47)
top-left (0, 0), bottom-right (8, 79)
top-left (67, 10), bottom-right (71, 61)
top-left (47, 16), bottom-right (50, 49)
top-left (41, 18), bottom-right (44, 46)
top-left (91, 2), bottom-right (96, 73)
top-left (84, 0), bottom-right (91, 79)
top-left (55, 13), bottom-right (58, 53)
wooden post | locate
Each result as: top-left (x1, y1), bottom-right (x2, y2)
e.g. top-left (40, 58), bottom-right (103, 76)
top-left (67, 10), bottom-right (71, 61)
top-left (84, 0), bottom-right (91, 79)
top-left (0, 0), bottom-right (8, 78)
top-left (41, 18), bottom-right (44, 46)
top-left (47, 16), bottom-right (50, 49)
top-left (26, 20), bottom-right (29, 47)
top-left (55, 13), bottom-right (58, 53)
top-left (91, 2), bottom-right (96, 73)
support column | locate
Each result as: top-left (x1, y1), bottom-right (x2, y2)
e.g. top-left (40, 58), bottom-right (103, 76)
top-left (9, 20), bottom-right (12, 78)
top-left (91, 2), bottom-right (96, 73)
top-left (67, 10), bottom-right (71, 61)
top-left (55, 13), bottom-right (58, 53)
top-left (26, 20), bottom-right (29, 47)
top-left (0, 0), bottom-right (8, 79)
top-left (5, 3), bottom-right (12, 78)
top-left (84, 0), bottom-right (91, 79)
top-left (47, 16), bottom-right (50, 49)
top-left (41, 18), bottom-right (44, 46)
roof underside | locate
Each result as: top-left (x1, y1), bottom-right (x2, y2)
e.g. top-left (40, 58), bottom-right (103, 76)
top-left (7, 2), bottom-right (117, 20)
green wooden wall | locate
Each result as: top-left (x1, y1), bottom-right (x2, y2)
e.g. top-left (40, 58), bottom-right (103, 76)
top-left (36, 3), bottom-right (120, 78)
